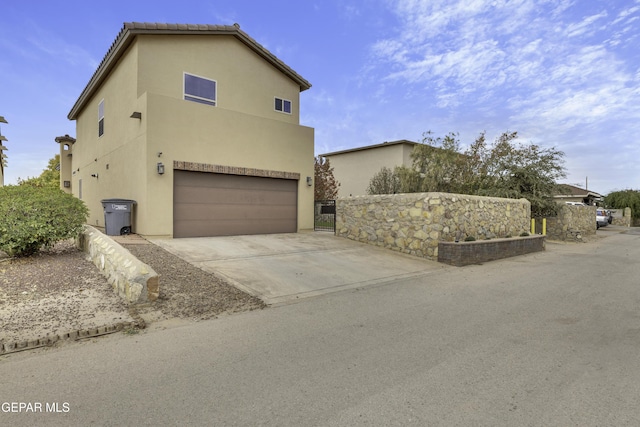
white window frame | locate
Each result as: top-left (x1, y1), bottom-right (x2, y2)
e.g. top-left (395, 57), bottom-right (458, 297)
top-left (98, 99), bottom-right (104, 137)
top-left (183, 72), bottom-right (217, 106)
top-left (274, 97), bottom-right (292, 114)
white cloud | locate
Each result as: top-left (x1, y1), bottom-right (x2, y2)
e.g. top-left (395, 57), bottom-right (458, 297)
top-left (612, 5), bottom-right (640, 25)
top-left (564, 10), bottom-right (608, 38)
top-left (23, 22), bottom-right (99, 70)
top-left (364, 0), bottom-right (640, 192)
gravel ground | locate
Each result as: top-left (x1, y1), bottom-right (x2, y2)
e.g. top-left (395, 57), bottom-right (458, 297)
top-left (0, 239), bottom-right (265, 347)
top-left (121, 242), bottom-right (265, 322)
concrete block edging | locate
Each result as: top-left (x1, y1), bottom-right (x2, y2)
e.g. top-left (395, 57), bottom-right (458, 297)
top-left (0, 321), bottom-right (141, 356)
top-left (438, 235), bottom-right (546, 266)
top-left (77, 225), bottom-right (159, 304)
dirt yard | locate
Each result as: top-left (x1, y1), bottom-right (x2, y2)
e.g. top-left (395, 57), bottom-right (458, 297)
top-left (0, 238), bottom-right (265, 348)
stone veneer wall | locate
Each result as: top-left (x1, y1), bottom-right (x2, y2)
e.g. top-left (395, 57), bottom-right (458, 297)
top-left (544, 205), bottom-right (596, 242)
top-left (611, 207), bottom-right (632, 227)
top-left (77, 225), bottom-right (159, 304)
top-left (336, 193), bottom-right (530, 260)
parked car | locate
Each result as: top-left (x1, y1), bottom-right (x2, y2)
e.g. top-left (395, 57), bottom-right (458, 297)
top-left (596, 209), bottom-right (609, 229)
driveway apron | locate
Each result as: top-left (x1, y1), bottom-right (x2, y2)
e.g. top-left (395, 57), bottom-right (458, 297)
top-left (152, 232), bottom-right (444, 305)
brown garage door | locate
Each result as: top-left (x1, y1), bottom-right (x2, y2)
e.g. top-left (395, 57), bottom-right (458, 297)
top-left (173, 170), bottom-right (298, 238)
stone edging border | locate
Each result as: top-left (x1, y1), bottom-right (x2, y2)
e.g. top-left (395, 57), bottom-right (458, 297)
top-left (0, 319), bottom-right (145, 356)
top-left (1, 306), bottom-right (146, 356)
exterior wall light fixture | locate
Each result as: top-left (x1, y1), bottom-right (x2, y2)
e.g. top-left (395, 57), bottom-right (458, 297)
top-left (157, 162), bottom-right (165, 175)
top-left (306, 176), bottom-right (312, 186)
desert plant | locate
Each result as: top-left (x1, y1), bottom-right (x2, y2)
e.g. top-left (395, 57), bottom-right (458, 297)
top-left (367, 166), bottom-right (400, 195)
top-left (0, 185), bottom-right (89, 257)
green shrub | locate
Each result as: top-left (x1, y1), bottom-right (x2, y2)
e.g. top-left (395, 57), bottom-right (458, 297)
top-left (464, 236), bottom-right (476, 242)
top-left (519, 232), bottom-right (530, 237)
top-left (0, 186), bottom-right (89, 257)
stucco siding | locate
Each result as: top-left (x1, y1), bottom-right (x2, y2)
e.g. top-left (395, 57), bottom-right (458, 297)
top-left (137, 35), bottom-right (300, 124)
top-left (143, 93), bottom-right (314, 237)
top-left (327, 143), bottom-right (412, 197)
top-left (72, 42), bottom-right (144, 230)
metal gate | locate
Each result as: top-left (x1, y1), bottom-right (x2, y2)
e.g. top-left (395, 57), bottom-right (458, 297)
top-left (314, 200), bottom-right (336, 233)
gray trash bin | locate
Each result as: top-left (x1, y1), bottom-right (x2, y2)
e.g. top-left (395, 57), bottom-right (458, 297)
top-left (101, 199), bottom-right (136, 236)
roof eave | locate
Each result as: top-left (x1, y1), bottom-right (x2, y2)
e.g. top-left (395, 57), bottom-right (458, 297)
top-left (68, 24), bottom-right (134, 120)
top-left (320, 140), bottom-right (418, 157)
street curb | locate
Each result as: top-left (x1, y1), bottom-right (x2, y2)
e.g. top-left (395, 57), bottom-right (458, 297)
top-left (0, 319), bottom-right (144, 356)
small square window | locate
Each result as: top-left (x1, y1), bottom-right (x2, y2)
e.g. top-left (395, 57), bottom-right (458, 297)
top-left (275, 97), bottom-right (292, 114)
top-left (184, 73), bottom-right (216, 106)
top-left (98, 99), bottom-right (104, 137)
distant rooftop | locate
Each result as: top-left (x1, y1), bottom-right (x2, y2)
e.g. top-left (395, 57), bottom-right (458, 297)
top-left (320, 140), bottom-right (419, 157)
top-left (555, 184), bottom-right (603, 198)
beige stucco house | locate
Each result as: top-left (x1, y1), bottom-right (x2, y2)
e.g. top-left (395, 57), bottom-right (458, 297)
top-left (320, 140), bottom-right (418, 197)
top-left (62, 22), bottom-right (314, 238)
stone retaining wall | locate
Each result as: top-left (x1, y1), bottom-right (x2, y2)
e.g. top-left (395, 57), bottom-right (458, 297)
top-left (610, 207), bottom-right (632, 227)
top-left (77, 226), bottom-right (159, 304)
top-left (336, 193), bottom-right (530, 260)
top-left (543, 205), bottom-right (596, 242)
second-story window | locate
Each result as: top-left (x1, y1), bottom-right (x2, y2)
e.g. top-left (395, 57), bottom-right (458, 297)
top-left (98, 99), bottom-right (104, 137)
top-left (184, 73), bottom-right (216, 106)
top-left (275, 97), bottom-right (292, 114)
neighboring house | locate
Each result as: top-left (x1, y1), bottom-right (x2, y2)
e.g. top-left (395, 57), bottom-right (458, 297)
top-left (554, 184), bottom-right (603, 206)
top-left (320, 140), bottom-right (418, 197)
top-left (61, 22), bottom-right (314, 238)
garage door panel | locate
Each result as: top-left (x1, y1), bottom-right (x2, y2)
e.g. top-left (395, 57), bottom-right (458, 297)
top-left (175, 173), bottom-right (294, 190)
top-left (174, 203), bottom-right (296, 221)
top-left (173, 170), bottom-right (298, 237)
top-left (174, 218), bottom-right (296, 238)
top-left (175, 186), bottom-right (296, 206)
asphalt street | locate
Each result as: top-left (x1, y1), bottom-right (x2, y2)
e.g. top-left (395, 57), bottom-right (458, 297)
top-left (1, 228), bottom-right (639, 426)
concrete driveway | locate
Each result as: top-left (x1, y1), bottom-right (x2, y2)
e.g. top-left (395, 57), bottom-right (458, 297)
top-left (152, 232), bottom-right (444, 305)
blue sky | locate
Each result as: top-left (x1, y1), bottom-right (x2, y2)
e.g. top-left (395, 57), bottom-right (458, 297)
top-left (1, 0), bottom-right (639, 195)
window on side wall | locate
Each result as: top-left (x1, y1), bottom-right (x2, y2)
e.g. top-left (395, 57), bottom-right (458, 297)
top-left (275, 97), bottom-right (292, 114)
top-left (184, 73), bottom-right (216, 106)
top-left (98, 99), bottom-right (104, 137)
